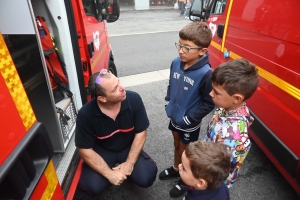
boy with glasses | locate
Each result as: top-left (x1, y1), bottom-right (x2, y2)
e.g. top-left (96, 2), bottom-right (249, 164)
top-left (160, 22), bottom-right (215, 198)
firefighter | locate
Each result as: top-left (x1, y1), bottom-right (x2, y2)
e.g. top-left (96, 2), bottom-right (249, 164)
top-left (75, 69), bottom-right (157, 197)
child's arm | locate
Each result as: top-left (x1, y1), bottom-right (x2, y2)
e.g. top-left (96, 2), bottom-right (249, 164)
top-left (165, 63), bottom-right (173, 107)
top-left (165, 83), bottom-right (170, 107)
top-left (225, 119), bottom-right (251, 187)
top-left (183, 70), bottom-right (215, 125)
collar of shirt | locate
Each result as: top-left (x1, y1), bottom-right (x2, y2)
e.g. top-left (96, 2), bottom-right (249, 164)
top-left (92, 97), bottom-right (129, 117)
top-left (218, 102), bottom-right (249, 117)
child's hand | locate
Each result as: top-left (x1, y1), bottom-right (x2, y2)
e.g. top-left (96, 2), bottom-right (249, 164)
top-left (165, 101), bottom-right (169, 108)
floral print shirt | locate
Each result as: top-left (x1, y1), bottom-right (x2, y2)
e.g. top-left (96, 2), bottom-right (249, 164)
top-left (204, 103), bottom-right (254, 188)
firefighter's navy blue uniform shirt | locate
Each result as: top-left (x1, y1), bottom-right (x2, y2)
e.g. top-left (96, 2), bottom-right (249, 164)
top-left (75, 91), bottom-right (149, 152)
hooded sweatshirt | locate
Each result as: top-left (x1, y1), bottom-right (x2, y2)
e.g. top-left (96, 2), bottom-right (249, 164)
top-left (204, 103), bottom-right (254, 188)
top-left (165, 53), bottom-right (215, 131)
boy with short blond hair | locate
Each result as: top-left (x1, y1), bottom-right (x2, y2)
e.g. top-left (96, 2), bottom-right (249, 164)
top-left (204, 58), bottom-right (259, 188)
top-left (159, 22), bottom-right (215, 198)
top-left (179, 141), bottom-right (231, 199)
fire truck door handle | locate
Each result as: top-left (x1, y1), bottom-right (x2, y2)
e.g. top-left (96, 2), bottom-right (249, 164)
top-left (88, 41), bottom-right (94, 58)
top-left (217, 24), bottom-right (224, 38)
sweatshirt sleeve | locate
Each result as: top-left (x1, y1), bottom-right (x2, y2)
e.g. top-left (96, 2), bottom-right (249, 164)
top-left (185, 70), bottom-right (215, 124)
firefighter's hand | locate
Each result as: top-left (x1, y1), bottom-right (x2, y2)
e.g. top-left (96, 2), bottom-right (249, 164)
top-left (112, 162), bottom-right (134, 176)
top-left (107, 170), bottom-right (127, 186)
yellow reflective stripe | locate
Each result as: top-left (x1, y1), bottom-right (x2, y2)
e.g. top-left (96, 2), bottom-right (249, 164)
top-left (0, 33), bottom-right (36, 130)
top-left (256, 66), bottom-right (300, 101)
top-left (210, 40), bottom-right (300, 101)
top-left (91, 42), bottom-right (108, 70)
top-left (41, 160), bottom-right (59, 200)
top-left (211, 41), bottom-right (240, 59)
top-left (221, 0), bottom-right (234, 52)
top-left (210, 40), bottom-right (221, 51)
top-left (227, 50), bottom-right (240, 59)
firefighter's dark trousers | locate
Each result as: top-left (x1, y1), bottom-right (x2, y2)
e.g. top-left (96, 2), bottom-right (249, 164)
top-left (78, 145), bottom-right (157, 197)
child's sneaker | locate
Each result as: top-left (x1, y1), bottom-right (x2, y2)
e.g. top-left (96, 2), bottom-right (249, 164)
top-left (159, 166), bottom-right (180, 180)
top-left (169, 179), bottom-right (186, 198)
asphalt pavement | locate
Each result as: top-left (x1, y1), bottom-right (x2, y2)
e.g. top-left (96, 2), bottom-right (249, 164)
top-left (74, 77), bottom-right (299, 200)
top-left (74, 7), bottom-right (300, 200)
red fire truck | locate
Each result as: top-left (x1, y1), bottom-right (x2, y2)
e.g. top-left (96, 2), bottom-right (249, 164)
top-left (190, 0), bottom-right (300, 195)
top-left (0, 0), bottom-right (120, 199)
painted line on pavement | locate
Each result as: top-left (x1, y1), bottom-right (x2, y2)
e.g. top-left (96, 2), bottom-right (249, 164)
top-left (109, 30), bottom-right (179, 37)
top-left (119, 69), bottom-right (170, 87)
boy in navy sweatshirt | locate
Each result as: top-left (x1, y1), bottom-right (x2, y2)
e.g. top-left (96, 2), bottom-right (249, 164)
top-left (159, 22), bottom-right (215, 198)
top-left (179, 141), bottom-right (231, 200)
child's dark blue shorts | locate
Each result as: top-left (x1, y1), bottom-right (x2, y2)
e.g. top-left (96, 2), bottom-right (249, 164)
top-left (168, 120), bottom-right (201, 144)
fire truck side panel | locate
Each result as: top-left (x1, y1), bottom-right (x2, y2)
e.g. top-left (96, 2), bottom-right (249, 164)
top-left (0, 73), bottom-right (28, 165)
top-left (220, 26), bottom-right (300, 158)
top-left (221, 0), bottom-right (300, 155)
top-left (71, 0), bottom-right (93, 95)
top-left (30, 161), bottom-right (64, 200)
top-left (229, 0), bottom-right (300, 46)
top-left (207, 19), bottom-right (224, 68)
top-left (206, 0), bottom-right (300, 194)
top-left (0, 74), bottom-right (26, 165)
top-left (0, 35), bottom-right (36, 165)
top-left (3, 33), bottom-right (66, 153)
top-left (208, 30), bottom-right (222, 68)
top-left (0, 33), bottom-right (57, 200)
top-left (82, 8), bottom-right (110, 73)
top-left (1, 0), bottom-right (120, 198)
top-left (207, 0), bottom-right (229, 68)
top-left (227, 0), bottom-right (300, 85)
top-left (222, 29), bottom-right (300, 93)
top-left (1, 0), bottom-right (83, 196)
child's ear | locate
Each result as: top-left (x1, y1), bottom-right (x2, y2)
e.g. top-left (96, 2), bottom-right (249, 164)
top-left (97, 96), bottom-right (107, 103)
top-left (198, 48), bottom-right (208, 56)
top-left (232, 94), bottom-right (244, 104)
top-left (196, 178), bottom-right (208, 189)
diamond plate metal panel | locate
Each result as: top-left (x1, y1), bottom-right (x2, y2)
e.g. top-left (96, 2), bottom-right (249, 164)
top-left (56, 128), bottom-right (76, 184)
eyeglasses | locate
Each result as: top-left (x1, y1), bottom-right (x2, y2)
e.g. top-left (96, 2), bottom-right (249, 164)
top-left (95, 68), bottom-right (108, 85)
top-left (95, 68), bottom-right (109, 96)
top-left (175, 42), bottom-right (203, 53)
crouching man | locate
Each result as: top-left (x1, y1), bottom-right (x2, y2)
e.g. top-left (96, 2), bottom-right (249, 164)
top-left (75, 70), bottom-right (157, 197)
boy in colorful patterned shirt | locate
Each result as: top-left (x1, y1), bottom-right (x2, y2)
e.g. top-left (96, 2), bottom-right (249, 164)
top-left (204, 58), bottom-right (259, 188)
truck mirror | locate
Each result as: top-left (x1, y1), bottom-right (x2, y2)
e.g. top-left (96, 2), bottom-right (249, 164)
top-left (83, 0), bottom-right (103, 22)
top-left (106, 0), bottom-right (120, 23)
top-left (189, 0), bottom-right (203, 21)
top-left (189, 0), bottom-right (214, 22)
